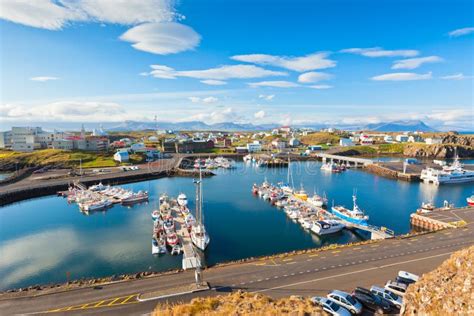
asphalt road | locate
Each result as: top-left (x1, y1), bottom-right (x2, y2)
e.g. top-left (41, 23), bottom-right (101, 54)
top-left (1, 223), bottom-right (473, 316)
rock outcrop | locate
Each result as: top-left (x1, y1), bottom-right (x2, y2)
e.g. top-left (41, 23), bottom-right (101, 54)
top-left (402, 144), bottom-right (473, 158)
top-left (442, 134), bottom-right (474, 147)
top-left (153, 291), bottom-right (324, 315)
top-left (403, 245), bottom-right (473, 315)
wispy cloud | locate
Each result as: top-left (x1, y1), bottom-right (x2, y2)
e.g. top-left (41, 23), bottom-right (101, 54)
top-left (391, 56), bottom-right (443, 70)
top-left (254, 110), bottom-right (265, 119)
top-left (119, 22), bottom-right (200, 55)
top-left (188, 96), bottom-right (219, 104)
top-left (341, 47), bottom-right (419, 58)
top-left (298, 72), bottom-right (332, 83)
top-left (440, 73), bottom-right (472, 80)
top-left (258, 94), bottom-right (275, 101)
top-left (231, 52), bottom-right (336, 72)
top-left (145, 64), bottom-right (287, 80)
top-left (448, 27), bottom-right (474, 37)
top-left (248, 81), bottom-right (299, 88)
top-left (200, 80), bottom-right (227, 86)
top-left (30, 76), bottom-right (59, 82)
top-left (309, 85), bottom-right (333, 89)
top-left (371, 72), bottom-right (432, 81)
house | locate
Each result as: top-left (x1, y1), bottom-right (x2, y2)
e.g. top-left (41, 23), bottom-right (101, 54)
top-left (425, 137), bottom-right (443, 145)
top-left (359, 134), bottom-right (374, 145)
top-left (279, 126), bottom-right (292, 133)
top-left (289, 138), bottom-right (300, 147)
top-left (246, 141), bottom-right (262, 153)
top-left (130, 143), bottom-right (146, 153)
top-left (271, 139), bottom-right (287, 150)
top-left (214, 137), bottom-right (232, 148)
top-left (384, 135), bottom-right (394, 143)
top-left (307, 145), bottom-right (322, 152)
top-left (271, 129), bottom-right (279, 135)
top-left (145, 147), bottom-right (161, 160)
top-left (51, 139), bottom-right (74, 150)
top-left (408, 135), bottom-right (423, 143)
top-left (235, 146), bottom-right (248, 154)
top-left (395, 134), bottom-right (409, 142)
top-left (339, 138), bottom-right (354, 147)
top-left (114, 151), bottom-right (129, 162)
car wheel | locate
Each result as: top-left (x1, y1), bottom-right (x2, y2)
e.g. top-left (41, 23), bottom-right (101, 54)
top-left (351, 309), bottom-right (357, 314)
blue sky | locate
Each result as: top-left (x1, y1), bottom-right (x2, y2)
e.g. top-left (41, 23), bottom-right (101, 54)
top-left (0, 0), bottom-right (473, 130)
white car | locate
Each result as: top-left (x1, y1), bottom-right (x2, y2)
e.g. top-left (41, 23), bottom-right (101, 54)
top-left (311, 296), bottom-right (351, 316)
top-left (370, 286), bottom-right (403, 309)
top-left (327, 290), bottom-right (363, 314)
top-left (398, 270), bottom-right (419, 282)
top-left (385, 280), bottom-right (408, 297)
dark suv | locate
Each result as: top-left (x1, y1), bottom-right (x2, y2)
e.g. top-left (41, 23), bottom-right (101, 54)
top-left (352, 287), bottom-right (394, 314)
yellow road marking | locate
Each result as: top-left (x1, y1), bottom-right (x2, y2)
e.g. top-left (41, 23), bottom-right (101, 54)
top-left (271, 259), bottom-right (278, 266)
top-left (332, 250), bottom-right (341, 254)
top-left (80, 303), bottom-right (89, 309)
top-left (282, 258), bottom-right (293, 262)
top-left (353, 247), bottom-right (361, 250)
top-left (370, 244), bottom-right (379, 248)
top-left (108, 297), bottom-right (121, 306)
top-left (309, 253), bottom-right (319, 257)
top-left (94, 300), bottom-right (105, 307)
top-left (121, 294), bottom-right (136, 304)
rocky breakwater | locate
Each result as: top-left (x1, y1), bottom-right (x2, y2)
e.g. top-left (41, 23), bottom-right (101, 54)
top-left (402, 245), bottom-right (473, 315)
top-left (402, 143), bottom-right (473, 158)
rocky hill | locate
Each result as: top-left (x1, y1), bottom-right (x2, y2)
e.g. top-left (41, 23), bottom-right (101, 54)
top-left (153, 291), bottom-right (324, 315)
top-left (402, 143), bottom-right (474, 158)
top-left (403, 245), bottom-right (473, 315)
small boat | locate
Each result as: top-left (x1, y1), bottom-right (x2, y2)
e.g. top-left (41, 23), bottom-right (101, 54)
top-left (417, 201), bottom-right (435, 213)
top-left (158, 235), bottom-right (167, 253)
top-left (89, 182), bottom-right (106, 191)
top-left (191, 224), bottom-right (210, 251)
top-left (307, 193), bottom-right (328, 207)
top-left (122, 191), bottom-right (149, 204)
top-left (185, 214), bottom-right (196, 228)
top-left (293, 185), bottom-right (308, 201)
top-left (79, 199), bottom-right (112, 212)
top-left (177, 193), bottom-right (188, 207)
top-left (151, 210), bottom-right (160, 221)
top-left (331, 194), bottom-right (369, 226)
top-left (152, 238), bottom-right (160, 255)
top-left (159, 193), bottom-right (169, 204)
top-left (321, 162), bottom-right (341, 173)
top-left (301, 217), bottom-right (314, 230)
top-left (171, 244), bottom-right (182, 255)
top-left (181, 207), bottom-right (190, 216)
top-left (243, 154), bottom-right (252, 162)
top-left (166, 233), bottom-right (179, 246)
top-left (163, 217), bottom-right (175, 233)
top-left (467, 195), bottom-right (474, 206)
top-left (252, 184), bottom-right (259, 195)
top-left (311, 220), bottom-right (345, 235)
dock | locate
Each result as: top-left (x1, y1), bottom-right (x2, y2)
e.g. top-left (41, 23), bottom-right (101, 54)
top-left (316, 153), bottom-right (373, 167)
top-left (174, 215), bottom-right (201, 270)
top-left (411, 205), bottom-right (473, 231)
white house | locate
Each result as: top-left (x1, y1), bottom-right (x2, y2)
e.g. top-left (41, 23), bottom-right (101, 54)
top-left (425, 137), bottom-right (443, 145)
top-left (384, 135), bottom-right (394, 143)
top-left (289, 138), bottom-right (300, 147)
top-left (246, 141), bottom-right (262, 153)
top-left (395, 134), bottom-right (409, 142)
top-left (114, 151), bottom-right (129, 162)
top-left (130, 143), bottom-right (146, 152)
top-left (408, 135), bottom-right (423, 143)
top-left (339, 138), bottom-right (354, 147)
top-left (271, 139), bottom-right (287, 150)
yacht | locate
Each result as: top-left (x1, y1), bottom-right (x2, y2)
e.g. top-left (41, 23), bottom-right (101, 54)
top-left (301, 217), bottom-right (314, 230)
top-left (191, 169), bottom-right (210, 251)
top-left (171, 244), bottom-right (182, 255)
top-left (121, 191), bottom-right (149, 204)
top-left (159, 193), bottom-right (169, 204)
top-left (420, 155), bottom-right (474, 185)
top-left (307, 192), bottom-right (328, 207)
top-left (79, 198), bottom-right (112, 212)
top-left (177, 193), bottom-right (188, 207)
top-left (243, 154), bottom-right (252, 162)
top-left (311, 220), bottom-right (345, 235)
top-left (331, 194), bottom-right (369, 226)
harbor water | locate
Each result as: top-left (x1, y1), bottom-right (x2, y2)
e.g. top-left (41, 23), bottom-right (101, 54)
top-left (0, 161), bottom-right (472, 290)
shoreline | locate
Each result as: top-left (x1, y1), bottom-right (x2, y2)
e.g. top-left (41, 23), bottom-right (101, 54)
top-left (0, 228), bottom-right (438, 299)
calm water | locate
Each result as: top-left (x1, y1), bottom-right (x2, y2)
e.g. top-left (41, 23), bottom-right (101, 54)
top-left (0, 161), bottom-right (473, 290)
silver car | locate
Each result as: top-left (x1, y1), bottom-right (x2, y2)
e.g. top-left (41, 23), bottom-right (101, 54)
top-left (370, 285), bottom-right (403, 309)
top-left (327, 290), bottom-right (363, 314)
top-left (311, 296), bottom-right (352, 316)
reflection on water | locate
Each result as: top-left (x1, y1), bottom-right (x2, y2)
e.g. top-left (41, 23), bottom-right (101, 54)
top-left (0, 161), bottom-right (472, 290)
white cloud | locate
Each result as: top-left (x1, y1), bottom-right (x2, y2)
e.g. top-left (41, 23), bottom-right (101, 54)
top-left (448, 27), bottom-right (474, 37)
top-left (298, 72), bottom-right (332, 83)
top-left (189, 107), bottom-right (239, 123)
top-left (119, 22), bottom-right (200, 55)
top-left (341, 47), bottom-right (419, 58)
top-left (231, 52), bottom-right (336, 72)
top-left (258, 94), bottom-right (275, 101)
top-left (147, 64), bottom-right (286, 80)
top-left (200, 80), bottom-right (227, 86)
top-left (254, 110), bottom-right (265, 119)
top-left (441, 73), bottom-right (472, 80)
top-left (309, 85), bottom-right (333, 89)
top-left (188, 96), bottom-right (218, 104)
top-left (391, 56), bottom-right (443, 70)
top-left (30, 76), bottom-right (59, 82)
top-left (248, 81), bottom-right (299, 88)
top-left (0, 0), bottom-right (175, 30)
top-left (371, 72), bottom-right (432, 81)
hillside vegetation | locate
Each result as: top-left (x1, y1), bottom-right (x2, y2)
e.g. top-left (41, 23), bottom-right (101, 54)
top-left (153, 291), bottom-right (324, 316)
top-left (300, 132), bottom-right (340, 145)
top-left (403, 245), bottom-right (473, 315)
top-left (0, 149), bottom-right (117, 170)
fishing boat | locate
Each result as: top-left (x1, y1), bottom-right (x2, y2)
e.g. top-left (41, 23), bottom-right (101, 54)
top-left (163, 217), bottom-right (175, 234)
top-left (252, 183), bottom-right (259, 195)
top-left (331, 194), bottom-right (369, 226)
top-left (171, 244), bottom-right (182, 255)
top-left (79, 198), bottom-right (112, 212)
top-left (166, 233), bottom-right (179, 247)
top-left (301, 217), bottom-right (314, 230)
top-left (121, 191), bottom-right (149, 204)
top-left (417, 201), bottom-right (435, 213)
top-left (89, 182), bottom-right (107, 191)
top-left (159, 193), bottom-right (169, 204)
top-left (158, 235), bottom-right (167, 253)
top-left (421, 153), bottom-right (474, 184)
top-left (243, 154), bottom-right (252, 162)
top-left (191, 169), bottom-right (210, 251)
top-left (311, 220), bottom-right (345, 235)
top-left (177, 193), bottom-right (188, 206)
top-left (293, 185), bottom-right (308, 201)
top-left (151, 210), bottom-right (160, 221)
top-left (152, 238), bottom-right (160, 255)
top-left (467, 195), bottom-right (474, 206)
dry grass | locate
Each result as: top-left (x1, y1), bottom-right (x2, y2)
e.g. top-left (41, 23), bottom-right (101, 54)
top-left (300, 132), bottom-right (340, 145)
top-left (403, 245), bottom-right (474, 315)
top-left (153, 291), bottom-right (324, 316)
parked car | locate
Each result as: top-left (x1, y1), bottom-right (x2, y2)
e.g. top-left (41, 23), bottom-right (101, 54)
top-left (311, 296), bottom-right (351, 316)
top-left (398, 271), bottom-right (419, 283)
top-left (370, 286), bottom-right (403, 309)
top-left (327, 290), bottom-right (363, 314)
top-left (384, 280), bottom-right (408, 297)
top-left (352, 287), bottom-right (393, 314)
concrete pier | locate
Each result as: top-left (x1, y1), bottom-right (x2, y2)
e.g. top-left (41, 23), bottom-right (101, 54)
top-left (174, 215), bottom-right (201, 270)
top-left (410, 206), bottom-right (473, 231)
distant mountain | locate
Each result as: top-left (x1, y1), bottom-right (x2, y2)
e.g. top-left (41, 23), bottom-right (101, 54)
top-left (106, 120), bottom-right (278, 132)
top-left (363, 120), bottom-right (436, 132)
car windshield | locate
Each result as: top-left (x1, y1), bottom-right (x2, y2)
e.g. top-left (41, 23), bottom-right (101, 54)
top-left (387, 291), bottom-right (399, 300)
top-left (329, 302), bottom-right (340, 311)
top-left (346, 295), bottom-right (357, 305)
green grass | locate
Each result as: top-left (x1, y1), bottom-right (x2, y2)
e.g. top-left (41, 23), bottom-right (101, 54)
top-left (377, 143), bottom-right (406, 154)
top-left (300, 132), bottom-right (340, 145)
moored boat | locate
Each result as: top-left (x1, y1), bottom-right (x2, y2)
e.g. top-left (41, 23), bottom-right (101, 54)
top-left (331, 194), bottom-right (369, 226)
top-left (467, 195), bottom-right (474, 206)
top-left (311, 220), bottom-right (345, 235)
top-left (177, 193), bottom-right (188, 207)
